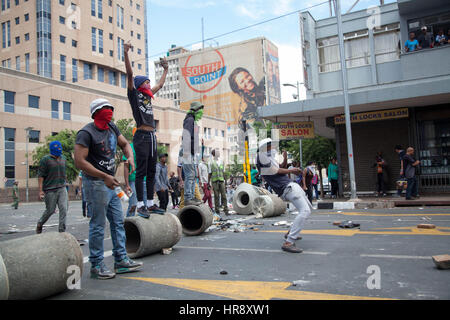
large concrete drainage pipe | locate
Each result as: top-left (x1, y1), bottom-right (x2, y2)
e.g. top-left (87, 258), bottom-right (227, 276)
top-left (0, 253), bottom-right (8, 300)
top-left (253, 194), bottom-right (287, 218)
top-left (124, 213), bottom-right (182, 258)
top-left (232, 183), bottom-right (272, 215)
top-left (177, 204), bottom-right (213, 236)
top-left (0, 232), bottom-right (83, 300)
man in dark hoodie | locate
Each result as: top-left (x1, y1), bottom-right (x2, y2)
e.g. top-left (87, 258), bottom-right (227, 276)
top-left (124, 41), bottom-right (168, 218)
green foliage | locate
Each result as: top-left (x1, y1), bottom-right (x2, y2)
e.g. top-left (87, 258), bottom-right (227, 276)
top-left (302, 136), bottom-right (336, 169)
top-left (31, 129), bottom-right (78, 183)
top-left (114, 118), bottom-right (135, 174)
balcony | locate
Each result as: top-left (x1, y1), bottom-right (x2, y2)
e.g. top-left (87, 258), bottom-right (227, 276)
top-left (400, 45), bottom-right (450, 81)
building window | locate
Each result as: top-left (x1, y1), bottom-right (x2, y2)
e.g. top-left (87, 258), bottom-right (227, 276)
top-left (131, 30), bottom-right (133, 37)
top-left (72, 39), bottom-right (77, 47)
top-left (109, 50), bottom-right (113, 57)
top-left (98, 29), bottom-right (103, 53)
top-left (24, 13), bottom-right (28, 21)
top-left (91, 0), bottom-right (95, 16)
top-left (2, 0), bottom-right (11, 10)
top-left (138, 63), bottom-right (142, 70)
top-left (63, 101), bottom-right (71, 120)
top-left (117, 37), bottom-right (124, 61)
top-left (15, 35), bottom-right (19, 44)
top-left (91, 27), bottom-right (96, 51)
top-left (15, 56), bottom-right (19, 70)
top-left (15, 0), bottom-right (18, 5)
top-left (108, 16), bottom-right (112, 23)
top-left (130, 15), bottom-right (133, 22)
top-left (29, 130), bottom-right (40, 143)
top-left (97, 0), bottom-right (102, 19)
top-left (137, 18), bottom-right (140, 25)
top-left (24, 33), bottom-right (29, 41)
top-left (374, 23), bottom-right (400, 64)
top-left (221, 130), bottom-right (225, 137)
top-left (71, 20), bottom-right (76, 29)
top-left (108, 0), bottom-right (111, 6)
top-left (15, 16), bottom-right (19, 25)
top-left (4, 128), bottom-right (15, 187)
top-left (117, 5), bottom-right (124, 30)
top-left (108, 70), bottom-right (116, 85)
top-left (4, 90), bottom-right (15, 113)
top-left (72, 58), bottom-right (78, 82)
top-left (84, 63), bottom-right (93, 80)
top-left (137, 33), bottom-right (141, 40)
top-left (138, 48), bottom-right (141, 55)
top-left (51, 99), bottom-right (59, 119)
top-left (98, 66), bottom-right (104, 82)
top-left (60, 55), bottom-right (66, 81)
top-left (2, 21), bottom-right (11, 48)
top-left (344, 29), bottom-right (370, 68)
top-left (25, 53), bottom-right (29, 72)
top-left (136, 3), bottom-right (140, 10)
top-left (121, 73), bottom-right (126, 88)
top-left (59, 0), bottom-right (64, 4)
top-left (317, 36), bottom-right (340, 73)
top-left (59, 35), bottom-right (65, 43)
top-left (59, 16), bottom-right (65, 24)
top-left (28, 95), bottom-right (39, 109)
top-left (109, 32), bottom-right (113, 40)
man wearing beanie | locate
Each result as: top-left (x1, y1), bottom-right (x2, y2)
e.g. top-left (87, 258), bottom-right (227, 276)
top-left (36, 140), bottom-right (68, 234)
top-left (124, 41), bottom-right (168, 218)
top-left (74, 98), bottom-right (143, 280)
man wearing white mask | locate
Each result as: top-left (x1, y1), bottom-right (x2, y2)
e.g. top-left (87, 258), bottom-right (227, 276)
top-left (257, 138), bottom-right (312, 253)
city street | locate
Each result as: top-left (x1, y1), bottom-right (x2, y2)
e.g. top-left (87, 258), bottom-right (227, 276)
top-left (1, 200), bottom-right (449, 300)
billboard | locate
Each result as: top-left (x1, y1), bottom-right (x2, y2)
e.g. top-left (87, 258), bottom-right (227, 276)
top-left (179, 38), bottom-right (280, 127)
top-left (265, 40), bottom-right (281, 106)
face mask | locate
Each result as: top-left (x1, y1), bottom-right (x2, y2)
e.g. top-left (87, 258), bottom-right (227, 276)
top-left (49, 141), bottom-right (62, 157)
top-left (94, 108), bottom-right (113, 130)
top-left (194, 109), bottom-right (204, 122)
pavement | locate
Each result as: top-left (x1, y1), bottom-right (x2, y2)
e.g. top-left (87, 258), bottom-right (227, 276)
top-left (1, 200), bottom-right (450, 300)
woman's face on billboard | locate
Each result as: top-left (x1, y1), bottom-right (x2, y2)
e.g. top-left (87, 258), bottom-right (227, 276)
top-left (235, 71), bottom-right (255, 92)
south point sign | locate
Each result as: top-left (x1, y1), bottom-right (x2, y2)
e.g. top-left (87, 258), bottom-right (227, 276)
top-left (273, 121), bottom-right (315, 140)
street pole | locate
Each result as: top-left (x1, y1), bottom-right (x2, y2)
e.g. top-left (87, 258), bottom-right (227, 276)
top-left (25, 128), bottom-right (29, 203)
top-left (335, 0), bottom-right (358, 199)
top-left (296, 81), bottom-right (303, 169)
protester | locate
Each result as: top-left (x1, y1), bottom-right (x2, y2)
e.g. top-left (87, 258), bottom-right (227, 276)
top-left (74, 98), bottom-right (143, 280)
top-left (257, 138), bottom-right (312, 253)
top-left (123, 128), bottom-right (147, 217)
top-left (328, 158), bottom-right (339, 198)
top-left (403, 147), bottom-right (420, 200)
top-left (311, 171), bottom-right (320, 200)
top-left (374, 152), bottom-right (387, 197)
top-left (198, 155), bottom-right (213, 210)
top-left (169, 171), bottom-right (180, 209)
top-left (124, 41), bottom-right (167, 217)
top-left (302, 161), bottom-right (315, 203)
top-left (36, 140), bottom-right (68, 234)
top-left (155, 153), bottom-right (171, 212)
top-left (250, 165), bottom-right (260, 186)
top-left (181, 101), bottom-right (204, 206)
top-left (11, 181), bottom-right (19, 210)
top-left (394, 145), bottom-right (407, 197)
top-left (208, 149), bottom-right (229, 216)
top-left (404, 32), bottom-right (419, 52)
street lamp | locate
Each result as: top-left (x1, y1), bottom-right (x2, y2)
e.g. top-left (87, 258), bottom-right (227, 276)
top-left (283, 81), bottom-right (304, 168)
top-left (25, 126), bottom-right (33, 203)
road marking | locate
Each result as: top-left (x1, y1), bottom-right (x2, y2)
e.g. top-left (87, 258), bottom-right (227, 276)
top-left (83, 250), bottom-right (112, 264)
top-left (260, 226), bottom-right (450, 237)
top-left (315, 212), bottom-right (450, 217)
top-left (122, 277), bottom-right (394, 300)
top-left (175, 245), bottom-right (329, 255)
top-left (360, 254), bottom-right (431, 260)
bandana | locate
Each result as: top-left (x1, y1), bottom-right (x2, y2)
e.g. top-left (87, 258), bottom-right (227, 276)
top-left (137, 83), bottom-right (154, 99)
top-left (49, 141), bottom-right (62, 157)
top-left (94, 108), bottom-right (113, 130)
top-left (194, 109), bottom-right (204, 122)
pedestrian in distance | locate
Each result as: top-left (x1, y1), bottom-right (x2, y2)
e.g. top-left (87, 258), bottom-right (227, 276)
top-left (373, 152), bottom-right (387, 197)
top-left (155, 153), bottom-right (171, 212)
top-left (257, 138), bottom-right (312, 253)
top-left (208, 149), bottom-right (229, 216)
top-left (124, 41), bottom-right (167, 218)
top-left (394, 145), bottom-right (407, 197)
top-left (11, 181), bottom-right (19, 210)
top-left (403, 147), bottom-right (420, 200)
top-left (169, 171), bottom-right (180, 209)
top-left (36, 140), bottom-right (68, 234)
top-left (74, 98), bottom-right (143, 280)
top-left (302, 161), bottom-right (315, 204)
top-left (328, 158), bottom-right (339, 199)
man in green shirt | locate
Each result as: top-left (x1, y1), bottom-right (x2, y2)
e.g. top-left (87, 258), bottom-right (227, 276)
top-left (36, 141), bottom-right (68, 233)
top-left (208, 149), bottom-right (229, 215)
top-left (11, 181), bottom-right (19, 210)
top-left (327, 158), bottom-right (339, 198)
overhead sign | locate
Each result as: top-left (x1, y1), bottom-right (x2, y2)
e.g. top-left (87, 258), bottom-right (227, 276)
top-left (334, 108), bottom-right (409, 125)
top-left (273, 121), bottom-right (315, 140)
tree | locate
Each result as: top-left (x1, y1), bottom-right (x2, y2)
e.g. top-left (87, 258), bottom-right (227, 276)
top-left (32, 129), bottom-right (78, 183)
top-left (114, 118), bottom-right (135, 174)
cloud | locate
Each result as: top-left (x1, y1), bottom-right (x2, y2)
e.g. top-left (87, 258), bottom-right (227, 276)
top-left (149, 0), bottom-right (217, 9)
top-left (234, 0), bottom-right (295, 21)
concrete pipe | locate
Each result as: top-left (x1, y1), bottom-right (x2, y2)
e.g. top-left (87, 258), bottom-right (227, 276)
top-left (0, 232), bottom-right (83, 300)
top-left (177, 204), bottom-right (213, 236)
top-left (253, 194), bottom-right (287, 218)
top-left (0, 253), bottom-right (8, 300)
top-left (124, 213), bottom-right (182, 258)
top-left (232, 183), bottom-right (272, 215)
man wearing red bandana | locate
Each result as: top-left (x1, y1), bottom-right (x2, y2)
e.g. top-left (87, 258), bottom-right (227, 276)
top-left (124, 41), bottom-right (169, 218)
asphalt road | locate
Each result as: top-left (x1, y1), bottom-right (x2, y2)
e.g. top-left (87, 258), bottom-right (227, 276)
top-left (1, 200), bottom-right (449, 300)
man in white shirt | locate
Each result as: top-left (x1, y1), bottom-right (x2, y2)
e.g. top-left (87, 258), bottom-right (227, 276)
top-left (198, 155), bottom-right (212, 209)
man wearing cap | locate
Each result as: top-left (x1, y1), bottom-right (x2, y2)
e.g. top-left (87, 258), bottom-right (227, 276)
top-left (155, 153), bottom-right (172, 212)
top-left (124, 41), bottom-right (168, 218)
top-left (257, 138), bottom-right (312, 253)
top-left (36, 140), bottom-right (68, 234)
top-left (182, 101), bottom-right (204, 206)
top-left (74, 98), bottom-right (143, 280)
top-left (417, 26), bottom-right (434, 49)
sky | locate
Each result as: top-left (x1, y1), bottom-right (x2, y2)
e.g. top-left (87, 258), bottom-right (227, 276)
top-left (145, 0), bottom-right (397, 103)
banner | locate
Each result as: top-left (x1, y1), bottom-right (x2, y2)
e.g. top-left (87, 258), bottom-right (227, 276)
top-left (273, 121), bottom-right (315, 140)
top-left (334, 108), bottom-right (409, 125)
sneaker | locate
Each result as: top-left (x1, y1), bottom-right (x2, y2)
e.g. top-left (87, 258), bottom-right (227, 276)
top-left (91, 262), bottom-right (116, 280)
top-left (281, 242), bottom-right (303, 253)
top-left (36, 223), bottom-right (43, 234)
top-left (147, 205), bottom-right (165, 214)
top-left (114, 257), bottom-right (143, 274)
top-left (137, 206), bottom-right (150, 219)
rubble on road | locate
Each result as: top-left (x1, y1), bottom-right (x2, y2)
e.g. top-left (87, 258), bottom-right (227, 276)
top-left (204, 218), bottom-right (266, 233)
top-left (417, 224), bottom-right (436, 229)
top-left (432, 254), bottom-right (450, 270)
top-left (161, 248), bottom-right (173, 255)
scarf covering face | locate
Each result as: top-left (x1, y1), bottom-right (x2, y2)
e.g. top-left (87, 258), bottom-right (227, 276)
top-left (49, 141), bottom-right (62, 157)
top-left (94, 108), bottom-right (113, 130)
top-left (137, 82), bottom-right (155, 99)
top-left (194, 109), bottom-right (204, 122)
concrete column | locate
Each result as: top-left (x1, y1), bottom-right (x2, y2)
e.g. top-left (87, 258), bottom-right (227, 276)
top-left (178, 204), bottom-right (213, 236)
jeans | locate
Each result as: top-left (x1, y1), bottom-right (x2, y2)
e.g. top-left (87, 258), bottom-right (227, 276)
top-left (406, 177), bottom-right (418, 199)
top-left (182, 160), bottom-right (197, 201)
top-left (38, 187), bottom-right (68, 232)
top-left (133, 130), bottom-right (157, 203)
top-left (330, 179), bottom-right (338, 197)
top-left (171, 191), bottom-right (179, 207)
top-left (212, 180), bottom-right (228, 214)
top-left (127, 180), bottom-right (147, 217)
top-left (82, 175), bottom-right (127, 267)
top-left (157, 189), bottom-right (169, 210)
top-left (313, 184), bottom-right (319, 199)
top-left (281, 182), bottom-right (312, 244)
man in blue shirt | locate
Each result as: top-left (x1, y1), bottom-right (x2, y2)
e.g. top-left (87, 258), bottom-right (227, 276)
top-left (405, 32), bottom-right (419, 52)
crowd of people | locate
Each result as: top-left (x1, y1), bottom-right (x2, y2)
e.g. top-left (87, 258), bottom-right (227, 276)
top-left (405, 26), bottom-right (450, 52)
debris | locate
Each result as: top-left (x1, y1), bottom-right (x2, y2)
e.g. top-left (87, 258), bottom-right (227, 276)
top-left (203, 259), bottom-right (209, 262)
top-left (252, 228), bottom-right (259, 231)
top-left (77, 239), bottom-right (86, 246)
top-left (417, 224), bottom-right (435, 229)
top-left (220, 270), bottom-right (228, 275)
top-left (292, 280), bottom-right (311, 286)
top-left (273, 221), bottom-right (288, 226)
top-left (332, 221), bottom-right (341, 226)
top-left (432, 254), bottom-right (450, 270)
top-left (418, 207), bottom-right (424, 210)
top-left (337, 211), bottom-right (342, 213)
top-left (161, 248), bottom-right (173, 255)
top-left (338, 220), bottom-right (360, 228)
